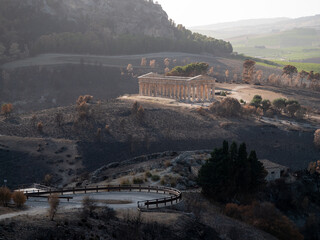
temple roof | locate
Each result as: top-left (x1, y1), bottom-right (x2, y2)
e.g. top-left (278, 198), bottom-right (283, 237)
top-left (138, 72), bottom-right (211, 82)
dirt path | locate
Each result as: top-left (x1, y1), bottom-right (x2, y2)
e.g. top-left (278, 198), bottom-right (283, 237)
top-left (1, 52), bottom-right (220, 70)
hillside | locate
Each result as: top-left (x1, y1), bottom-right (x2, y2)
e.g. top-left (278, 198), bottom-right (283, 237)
top-left (1, 86), bottom-right (319, 187)
top-left (0, 0), bottom-right (232, 63)
top-left (0, 52), bottom-right (283, 112)
top-left (191, 15), bottom-right (320, 62)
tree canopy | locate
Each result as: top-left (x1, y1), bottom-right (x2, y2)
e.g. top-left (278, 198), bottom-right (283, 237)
top-left (166, 62), bottom-right (209, 77)
top-left (197, 141), bottom-right (267, 202)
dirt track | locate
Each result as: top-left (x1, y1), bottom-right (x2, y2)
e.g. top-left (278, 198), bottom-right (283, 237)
top-left (1, 52), bottom-right (222, 70)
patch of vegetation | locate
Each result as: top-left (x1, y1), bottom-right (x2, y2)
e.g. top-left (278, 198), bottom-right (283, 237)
top-left (197, 141), bottom-right (267, 202)
top-left (256, 60), bottom-right (320, 73)
top-left (209, 98), bottom-right (242, 117)
top-left (225, 202), bottom-right (303, 240)
top-left (166, 62), bottom-right (209, 77)
top-left (133, 177), bottom-right (144, 184)
top-left (151, 175), bottom-right (160, 182)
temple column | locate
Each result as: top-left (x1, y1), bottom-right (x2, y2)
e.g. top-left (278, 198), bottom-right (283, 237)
top-left (181, 85), bottom-right (184, 101)
top-left (183, 85), bottom-right (186, 101)
top-left (205, 84), bottom-right (208, 101)
top-left (192, 85), bottom-right (195, 102)
top-left (197, 84), bottom-right (201, 102)
top-left (209, 84), bottom-right (213, 101)
top-left (161, 84), bottom-right (164, 97)
top-left (165, 84), bottom-right (168, 97)
top-left (212, 84), bottom-right (215, 100)
top-left (175, 84), bottom-right (179, 100)
top-left (188, 84), bottom-right (191, 102)
top-left (172, 84), bottom-right (174, 99)
top-left (173, 84), bottom-right (178, 99)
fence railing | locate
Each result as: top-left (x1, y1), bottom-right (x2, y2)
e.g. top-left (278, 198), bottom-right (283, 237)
top-left (24, 184), bottom-right (182, 210)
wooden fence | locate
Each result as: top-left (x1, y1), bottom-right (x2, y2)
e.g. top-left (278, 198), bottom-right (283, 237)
top-left (24, 185), bottom-right (182, 210)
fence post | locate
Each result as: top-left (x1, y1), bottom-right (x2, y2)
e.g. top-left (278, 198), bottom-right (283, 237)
top-left (49, 188), bottom-right (51, 196)
top-left (130, 185), bottom-right (132, 192)
top-left (139, 185), bottom-right (141, 192)
top-left (147, 201), bottom-right (149, 209)
top-left (156, 199), bottom-right (158, 208)
top-left (61, 188), bottom-right (63, 195)
top-left (171, 196), bottom-right (173, 205)
top-left (119, 185), bottom-right (121, 192)
top-left (96, 186), bottom-right (99, 193)
top-left (148, 186), bottom-right (150, 193)
top-left (85, 186), bottom-right (87, 194)
top-left (156, 186), bottom-right (158, 193)
top-left (73, 187), bottom-right (75, 194)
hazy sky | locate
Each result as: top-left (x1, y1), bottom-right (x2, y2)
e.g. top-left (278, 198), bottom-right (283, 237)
top-left (156, 0), bottom-right (320, 27)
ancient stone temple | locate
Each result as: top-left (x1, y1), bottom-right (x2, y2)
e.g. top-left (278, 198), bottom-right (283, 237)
top-left (138, 72), bottom-right (215, 102)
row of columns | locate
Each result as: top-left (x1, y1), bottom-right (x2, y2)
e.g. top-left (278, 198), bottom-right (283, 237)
top-left (139, 82), bottom-right (215, 102)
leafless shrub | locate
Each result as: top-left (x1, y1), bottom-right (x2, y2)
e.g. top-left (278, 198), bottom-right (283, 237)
top-left (105, 124), bottom-right (110, 133)
top-left (1, 103), bottom-right (13, 117)
top-left (0, 187), bottom-right (11, 207)
top-left (96, 128), bottom-right (102, 142)
top-left (120, 178), bottom-right (131, 185)
top-left (44, 174), bottom-right (52, 186)
top-left (12, 191), bottom-right (26, 208)
top-left (137, 106), bottom-right (145, 121)
top-left (55, 112), bottom-right (63, 127)
top-left (82, 196), bottom-right (97, 218)
top-left (37, 122), bottom-right (43, 133)
top-left (48, 194), bottom-right (60, 221)
top-left (131, 101), bottom-right (139, 114)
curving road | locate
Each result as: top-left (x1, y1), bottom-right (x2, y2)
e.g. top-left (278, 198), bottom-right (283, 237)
top-left (0, 191), bottom-right (167, 221)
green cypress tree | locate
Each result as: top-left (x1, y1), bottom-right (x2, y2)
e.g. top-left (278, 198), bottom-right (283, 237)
top-left (197, 141), bottom-right (267, 202)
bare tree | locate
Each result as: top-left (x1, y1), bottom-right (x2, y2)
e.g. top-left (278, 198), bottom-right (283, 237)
top-left (1, 103), bottom-right (13, 118)
top-left (242, 60), bottom-right (256, 84)
top-left (149, 60), bottom-right (156, 68)
top-left (127, 64), bottom-right (133, 72)
top-left (140, 58), bottom-right (147, 66)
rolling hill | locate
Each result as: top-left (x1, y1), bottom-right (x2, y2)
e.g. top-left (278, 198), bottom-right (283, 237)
top-left (191, 15), bottom-right (320, 62)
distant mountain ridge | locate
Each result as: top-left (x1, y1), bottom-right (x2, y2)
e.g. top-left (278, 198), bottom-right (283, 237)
top-left (191, 15), bottom-right (320, 39)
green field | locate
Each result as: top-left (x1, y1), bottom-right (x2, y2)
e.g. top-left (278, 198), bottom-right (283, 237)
top-left (231, 28), bottom-right (320, 61)
top-left (256, 60), bottom-right (320, 73)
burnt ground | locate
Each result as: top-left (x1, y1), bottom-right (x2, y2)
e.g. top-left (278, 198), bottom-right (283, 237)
top-left (0, 96), bottom-right (319, 187)
top-left (0, 195), bottom-right (276, 240)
